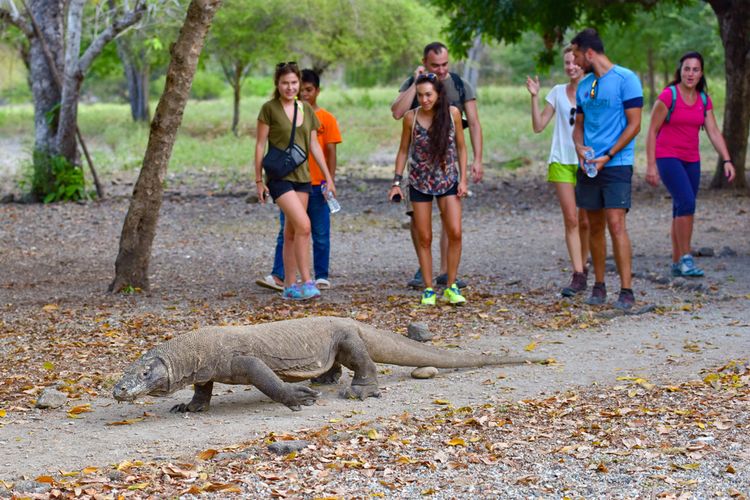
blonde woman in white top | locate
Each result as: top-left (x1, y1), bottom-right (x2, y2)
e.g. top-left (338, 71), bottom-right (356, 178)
top-left (526, 46), bottom-right (590, 297)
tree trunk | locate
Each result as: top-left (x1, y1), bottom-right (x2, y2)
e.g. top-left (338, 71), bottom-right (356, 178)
top-left (55, 0), bottom-right (85, 163)
top-left (231, 62), bottom-right (241, 136)
top-left (462, 34), bottom-right (482, 89)
top-left (115, 37), bottom-right (151, 122)
top-left (646, 45), bottom-right (655, 109)
top-left (110, 0), bottom-right (222, 293)
top-left (709, 0), bottom-right (749, 190)
top-left (27, 0), bottom-right (64, 154)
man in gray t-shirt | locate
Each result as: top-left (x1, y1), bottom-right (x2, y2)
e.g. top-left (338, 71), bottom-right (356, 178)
top-left (390, 41), bottom-right (484, 289)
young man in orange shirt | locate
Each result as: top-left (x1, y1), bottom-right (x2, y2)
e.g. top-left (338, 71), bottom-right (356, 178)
top-left (257, 69), bottom-right (342, 291)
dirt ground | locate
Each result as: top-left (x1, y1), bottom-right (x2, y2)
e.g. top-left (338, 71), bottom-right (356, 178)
top-left (0, 165), bottom-right (749, 494)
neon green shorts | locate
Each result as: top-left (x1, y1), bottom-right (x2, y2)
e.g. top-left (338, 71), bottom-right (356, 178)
top-left (547, 162), bottom-right (578, 184)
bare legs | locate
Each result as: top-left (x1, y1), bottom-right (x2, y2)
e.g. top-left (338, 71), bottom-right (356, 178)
top-left (671, 215), bottom-right (695, 263)
top-left (554, 182), bottom-right (589, 273)
top-left (275, 190), bottom-right (311, 287)
top-left (411, 196), bottom-right (462, 287)
top-left (586, 208), bottom-right (632, 289)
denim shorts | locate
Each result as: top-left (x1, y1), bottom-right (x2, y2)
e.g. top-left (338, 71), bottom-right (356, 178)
top-left (267, 179), bottom-right (312, 201)
top-left (575, 166), bottom-right (632, 210)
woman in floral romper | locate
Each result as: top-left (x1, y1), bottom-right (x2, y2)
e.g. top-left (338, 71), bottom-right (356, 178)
top-left (389, 73), bottom-right (468, 306)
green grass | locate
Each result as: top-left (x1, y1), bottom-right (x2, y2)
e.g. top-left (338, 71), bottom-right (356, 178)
top-left (0, 84), bottom-right (730, 184)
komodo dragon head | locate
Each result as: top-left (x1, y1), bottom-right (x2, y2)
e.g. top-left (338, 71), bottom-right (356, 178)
top-left (112, 353), bottom-right (170, 402)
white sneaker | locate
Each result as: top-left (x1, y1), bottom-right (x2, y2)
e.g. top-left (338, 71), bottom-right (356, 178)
top-left (255, 274), bottom-right (283, 291)
top-left (315, 278), bottom-right (331, 289)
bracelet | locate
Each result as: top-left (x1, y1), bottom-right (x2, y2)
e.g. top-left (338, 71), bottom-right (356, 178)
top-left (722, 159), bottom-right (732, 164)
top-left (393, 173), bottom-right (403, 181)
top-left (255, 180), bottom-right (263, 184)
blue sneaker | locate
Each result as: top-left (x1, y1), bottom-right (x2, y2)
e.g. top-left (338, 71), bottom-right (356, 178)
top-left (679, 254), bottom-right (704, 277)
top-left (282, 283), bottom-right (304, 300)
top-left (671, 263), bottom-right (681, 277)
top-left (408, 268), bottom-right (423, 289)
top-left (301, 280), bottom-right (321, 300)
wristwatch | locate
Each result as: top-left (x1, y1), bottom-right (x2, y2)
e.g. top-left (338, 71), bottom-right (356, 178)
top-left (392, 179), bottom-right (402, 187)
top-left (605, 150), bottom-right (614, 159)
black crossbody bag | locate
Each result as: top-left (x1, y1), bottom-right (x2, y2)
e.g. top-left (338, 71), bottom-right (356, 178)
top-left (262, 101), bottom-right (307, 180)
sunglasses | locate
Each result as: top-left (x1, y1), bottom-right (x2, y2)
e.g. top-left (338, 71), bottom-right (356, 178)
top-left (276, 61), bottom-right (298, 69)
top-left (569, 107), bottom-right (576, 126)
top-left (416, 72), bottom-right (438, 83)
top-left (590, 78), bottom-right (599, 99)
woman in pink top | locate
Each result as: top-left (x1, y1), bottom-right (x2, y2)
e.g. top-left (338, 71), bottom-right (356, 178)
top-left (645, 52), bottom-right (735, 277)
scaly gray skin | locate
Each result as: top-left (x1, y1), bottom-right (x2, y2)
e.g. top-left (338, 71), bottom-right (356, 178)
top-left (112, 316), bottom-right (540, 413)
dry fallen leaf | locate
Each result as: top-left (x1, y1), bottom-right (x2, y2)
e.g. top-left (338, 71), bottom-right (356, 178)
top-left (196, 449), bottom-right (218, 461)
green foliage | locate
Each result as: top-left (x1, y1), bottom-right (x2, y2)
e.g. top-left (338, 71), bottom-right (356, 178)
top-left (190, 70), bottom-right (228, 100)
top-left (240, 76), bottom-right (275, 98)
top-left (428, 0), bottom-right (690, 66)
top-left (27, 150), bottom-right (88, 203)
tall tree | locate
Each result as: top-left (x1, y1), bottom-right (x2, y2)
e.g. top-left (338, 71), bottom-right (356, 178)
top-left (110, 0), bottom-right (221, 293)
top-left (206, 0), bottom-right (283, 135)
top-left (0, 0), bottom-right (146, 195)
top-left (430, 0), bottom-right (749, 189)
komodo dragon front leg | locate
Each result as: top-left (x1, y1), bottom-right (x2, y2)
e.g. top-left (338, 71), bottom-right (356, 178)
top-left (171, 381), bottom-right (214, 413)
top-left (336, 330), bottom-right (381, 400)
top-left (234, 356), bottom-right (320, 411)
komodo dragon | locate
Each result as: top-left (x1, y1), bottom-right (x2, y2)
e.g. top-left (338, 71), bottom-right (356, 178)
top-left (113, 316), bottom-right (539, 412)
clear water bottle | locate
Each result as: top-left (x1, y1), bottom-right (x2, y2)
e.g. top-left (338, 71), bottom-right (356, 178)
top-left (583, 149), bottom-right (598, 178)
top-left (320, 181), bottom-right (341, 213)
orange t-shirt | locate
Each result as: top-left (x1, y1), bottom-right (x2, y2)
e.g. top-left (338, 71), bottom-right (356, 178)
top-left (308, 107), bottom-right (342, 186)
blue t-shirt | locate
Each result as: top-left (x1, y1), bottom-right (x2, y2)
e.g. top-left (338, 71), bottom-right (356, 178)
top-left (576, 65), bottom-right (643, 167)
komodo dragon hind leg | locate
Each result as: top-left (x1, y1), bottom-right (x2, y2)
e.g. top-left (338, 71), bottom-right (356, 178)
top-left (310, 363), bottom-right (342, 385)
top-left (337, 331), bottom-right (380, 400)
top-left (231, 355), bottom-right (320, 411)
top-left (171, 381), bottom-right (213, 413)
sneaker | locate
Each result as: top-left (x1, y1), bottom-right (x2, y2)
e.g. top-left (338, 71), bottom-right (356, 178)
top-left (421, 287), bottom-right (437, 306)
top-left (585, 282), bottom-right (607, 305)
top-left (671, 263), bottom-right (682, 277)
top-left (442, 283), bottom-right (466, 305)
top-left (678, 254), bottom-right (704, 277)
top-left (561, 271), bottom-right (587, 297)
top-left (301, 280), bottom-right (321, 300)
top-left (408, 269), bottom-right (423, 289)
top-left (282, 283), bottom-right (303, 300)
top-left (613, 288), bottom-right (635, 310)
top-left (315, 278), bottom-right (331, 289)
top-left (256, 274), bottom-right (284, 292)
top-left (436, 273), bottom-right (468, 289)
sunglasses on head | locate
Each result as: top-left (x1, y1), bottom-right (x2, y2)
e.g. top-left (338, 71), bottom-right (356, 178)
top-left (590, 78), bottom-right (598, 99)
top-left (416, 72), bottom-right (438, 83)
top-left (569, 107), bottom-right (576, 126)
top-left (276, 61), bottom-right (298, 69)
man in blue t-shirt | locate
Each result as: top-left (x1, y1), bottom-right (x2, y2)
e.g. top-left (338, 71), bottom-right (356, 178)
top-left (571, 28), bottom-right (643, 311)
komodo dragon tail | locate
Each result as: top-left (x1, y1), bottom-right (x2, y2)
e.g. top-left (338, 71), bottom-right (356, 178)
top-left (357, 323), bottom-right (541, 368)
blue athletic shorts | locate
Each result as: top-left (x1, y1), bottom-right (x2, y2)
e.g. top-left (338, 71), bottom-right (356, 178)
top-left (656, 157), bottom-right (700, 217)
top-left (575, 166), bottom-right (633, 211)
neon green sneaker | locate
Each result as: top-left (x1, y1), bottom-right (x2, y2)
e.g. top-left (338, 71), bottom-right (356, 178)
top-left (443, 284), bottom-right (466, 305)
top-left (421, 288), bottom-right (437, 306)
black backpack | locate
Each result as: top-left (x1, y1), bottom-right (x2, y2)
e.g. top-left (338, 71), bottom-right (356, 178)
top-left (406, 72), bottom-right (469, 129)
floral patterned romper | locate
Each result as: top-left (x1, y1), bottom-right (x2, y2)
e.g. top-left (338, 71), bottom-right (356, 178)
top-left (408, 108), bottom-right (459, 195)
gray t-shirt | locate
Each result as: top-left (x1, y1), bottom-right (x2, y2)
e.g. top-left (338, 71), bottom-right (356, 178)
top-left (398, 73), bottom-right (476, 115)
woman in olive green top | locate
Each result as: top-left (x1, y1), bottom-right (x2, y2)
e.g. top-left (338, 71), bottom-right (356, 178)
top-left (255, 62), bottom-right (336, 300)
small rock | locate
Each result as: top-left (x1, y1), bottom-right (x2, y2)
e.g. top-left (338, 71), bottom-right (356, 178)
top-left (407, 322), bottom-right (433, 342)
top-left (11, 480), bottom-right (51, 494)
top-left (268, 440), bottom-right (310, 455)
top-left (401, 220), bottom-right (411, 230)
top-left (35, 387), bottom-right (68, 409)
top-left (411, 366), bottom-right (439, 379)
top-left (672, 277), bottom-right (687, 288)
top-left (718, 246), bottom-right (737, 257)
top-left (1, 193), bottom-right (14, 204)
top-left (694, 247), bottom-right (715, 257)
top-left (245, 193), bottom-right (260, 204)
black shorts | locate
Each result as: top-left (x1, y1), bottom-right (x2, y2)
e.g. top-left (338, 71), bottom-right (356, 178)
top-left (575, 166), bottom-right (632, 211)
top-left (409, 183), bottom-right (458, 203)
top-left (267, 179), bottom-right (312, 202)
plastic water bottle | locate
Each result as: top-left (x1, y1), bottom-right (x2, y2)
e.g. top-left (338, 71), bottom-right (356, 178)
top-left (584, 149), bottom-right (598, 178)
top-left (320, 182), bottom-right (341, 213)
